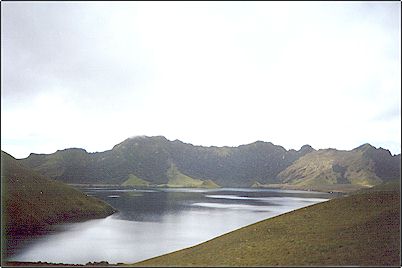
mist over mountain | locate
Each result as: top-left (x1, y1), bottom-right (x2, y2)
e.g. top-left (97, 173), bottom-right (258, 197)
top-left (19, 136), bottom-right (400, 189)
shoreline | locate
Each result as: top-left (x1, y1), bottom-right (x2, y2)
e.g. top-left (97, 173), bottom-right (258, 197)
top-left (133, 183), bottom-right (400, 266)
top-left (3, 189), bottom-right (333, 267)
top-left (3, 261), bottom-right (117, 267)
top-left (253, 183), bottom-right (371, 194)
top-left (69, 182), bottom-right (363, 194)
top-left (4, 183), bottom-right (390, 267)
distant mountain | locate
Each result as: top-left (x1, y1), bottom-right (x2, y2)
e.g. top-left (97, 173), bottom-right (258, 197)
top-left (1, 151), bottom-right (116, 240)
top-left (277, 144), bottom-right (401, 187)
top-left (20, 136), bottom-right (313, 187)
top-left (19, 136), bottom-right (400, 189)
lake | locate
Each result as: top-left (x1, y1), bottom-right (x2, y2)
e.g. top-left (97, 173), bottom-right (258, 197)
top-left (8, 187), bottom-right (332, 264)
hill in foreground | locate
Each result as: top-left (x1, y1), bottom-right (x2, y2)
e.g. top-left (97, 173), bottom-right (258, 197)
top-left (1, 151), bottom-right (116, 256)
top-left (134, 181), bottom-right (400, 266)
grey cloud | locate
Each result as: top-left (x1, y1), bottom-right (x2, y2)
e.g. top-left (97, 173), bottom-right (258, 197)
top-left (2, 2), bottom-right (149, 110)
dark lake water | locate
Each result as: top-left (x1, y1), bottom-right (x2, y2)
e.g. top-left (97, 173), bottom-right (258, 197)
top-left (8, 187), bottom-right (332, 264)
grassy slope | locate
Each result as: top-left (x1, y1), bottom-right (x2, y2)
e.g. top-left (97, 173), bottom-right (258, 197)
top-left (19, 136), bottom-right (314, 187)
top-left (20, 137), bottom-right (399, 190)
top-left (199, 179), bottom-right (220, 189)
top-left (164, 164), bottom-right (220, 188)
top-left (134, 182), bottom-right (400, 266)
top-left (1, 151), bottom-right (116, 237)
top-left (278, 149), bottom-right (382, 187)
top-left (166, 164), bottom-right (203, 187)
top-left (121, 174), bottom-right (150, 187)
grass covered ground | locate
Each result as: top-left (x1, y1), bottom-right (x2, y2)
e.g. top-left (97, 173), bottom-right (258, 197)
top-left (158, 164), bottom-right (220, 188)
top-left (1, 150), bottom-right (116, 258)
top-left (121, 174), bottom-right (151, 187)
top-left (134, 181), bottom-right (400, 266)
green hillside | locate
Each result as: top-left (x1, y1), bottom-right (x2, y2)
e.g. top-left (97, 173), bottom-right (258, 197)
top-left (1, 151), bottom-right (116, 240)
top-left (19, 136), bottom-right (400, 191)
top-left (19, 136), bottom-right (313, 187)
top-left (278, 149), bottom-right (380, 187)
top-left (121, 174), bottom-right (150, 187)
top-left (199, 179), bottom-right (220, 189)
top-left (165, 164), bottom-right (204, 187)
top-left (134, 181), bottom-right (400, 266)
top-left (277, 144), bottom-right (400, 188)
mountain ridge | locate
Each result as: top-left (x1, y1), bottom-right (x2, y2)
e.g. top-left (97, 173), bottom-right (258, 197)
top-left (19, 136), bottom-right (400, 189)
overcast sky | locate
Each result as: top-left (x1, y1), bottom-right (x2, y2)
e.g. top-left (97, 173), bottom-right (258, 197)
top-left (1, 1), bottom-right (401, 158)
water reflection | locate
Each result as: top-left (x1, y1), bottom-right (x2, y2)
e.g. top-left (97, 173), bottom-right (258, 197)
top-left (8, 187), bottom-right (331, 264)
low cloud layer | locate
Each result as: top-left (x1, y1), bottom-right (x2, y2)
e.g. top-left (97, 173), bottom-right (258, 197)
top-left (1, 2), bottom-right (401, 158)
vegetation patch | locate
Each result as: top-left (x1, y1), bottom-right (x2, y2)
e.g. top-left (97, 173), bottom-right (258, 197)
top-left (19, 136), bottom-right (400, 190)
top-left (200, 179), bottom-right (220, 189)
top-left (277, 148), bottom-right (388, 187)
top-left (165, 164), bottom-right (219, 188)
top-left (121, 174), bottom-right (150, 187)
